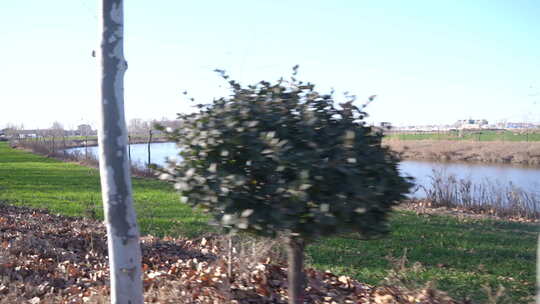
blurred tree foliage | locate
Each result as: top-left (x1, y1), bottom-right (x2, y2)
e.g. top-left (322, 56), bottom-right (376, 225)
top-left (157, 66), bottom-right (412, 303)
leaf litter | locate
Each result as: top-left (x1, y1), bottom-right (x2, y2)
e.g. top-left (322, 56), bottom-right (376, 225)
top-left (0, 204), bottom-right (466, 303)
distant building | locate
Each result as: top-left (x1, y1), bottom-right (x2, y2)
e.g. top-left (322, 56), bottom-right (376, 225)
top-left (453, 119), bottom-right (489, 130)
top-left (392, 120), bottom-right (539, 133)
top-left (380, 122), bottom-right (392, 129)
top-left (19, 130), bottom-right (39, 138)
top-left (503, 122), bottom-right (537, 129)
top-left (77, 124), bottom-right (94, 136)
top-left (1, 129), bottom-right (39, 139)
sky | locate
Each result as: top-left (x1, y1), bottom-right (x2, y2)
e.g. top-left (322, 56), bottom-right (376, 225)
top-left (1, 0), bottom-right (539, 130)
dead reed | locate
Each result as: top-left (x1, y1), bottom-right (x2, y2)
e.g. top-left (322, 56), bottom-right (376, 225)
top-left (420, 169), bottom-right (539, 220)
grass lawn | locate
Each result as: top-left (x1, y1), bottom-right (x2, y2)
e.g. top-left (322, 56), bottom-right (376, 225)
top-left (0, 142), bottom-right (537, 303)
top-left (385, 130), bottom-right (540, 142)
top-left (0, 142), bottom-right (209, 237)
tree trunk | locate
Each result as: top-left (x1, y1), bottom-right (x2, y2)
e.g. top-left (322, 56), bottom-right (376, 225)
top-left (286, 237), bottom-right (305, 304)
top-left (147, 130), bottom-right (152, 166)
top-left (85, 135), bottom-right (88, 159)
top-left (537, 234), bottom-right (539, 304)
top-left (98, 1), bottom-right (144, 303)
top-left (228, 234), bottom-right (233, 279)
top-left (128, 135), bottom-right (131, 161)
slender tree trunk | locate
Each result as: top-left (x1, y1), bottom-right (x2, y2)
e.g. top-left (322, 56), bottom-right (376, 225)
top-left (286, 237), bottom-right (305, 304)
top-left (228, 234), bottom-right (233, 279)
top-left (537, 234), bottom-right (539, 304)
top-left (128, 135), bottom-right (131, 161)
top-left (147, 130), bottom-right (152, 166)
top-left (85, 135), bottom-right (88, 159)
top-left (98, 1), bottom-right (143, 303)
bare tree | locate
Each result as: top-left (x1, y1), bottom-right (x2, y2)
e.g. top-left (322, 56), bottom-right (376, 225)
top-left (77, 124), bottom-right (92, 158)
top-left (4, 123), bottom-right (24, 140)
top-left (128, 118), bottom-right (145, 134)
top-left (51, 121), bottom-right (64, 133)
top-left (50, 121), bottom-right (65, 151)
top-left (98, 1), bottom-right (143, 303)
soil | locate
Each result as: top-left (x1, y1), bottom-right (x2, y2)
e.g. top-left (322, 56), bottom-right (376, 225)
top-left (0, 202), bottom-right (465, 303)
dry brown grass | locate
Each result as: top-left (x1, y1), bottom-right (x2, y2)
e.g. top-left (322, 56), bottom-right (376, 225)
top-left (410, 169), bottom-right (540, 221)
top-left (384, 139), bottom-right (540, 166)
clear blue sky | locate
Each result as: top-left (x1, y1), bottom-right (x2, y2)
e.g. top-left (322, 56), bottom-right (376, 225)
top-left (1, 0), bottom-right (539, 129)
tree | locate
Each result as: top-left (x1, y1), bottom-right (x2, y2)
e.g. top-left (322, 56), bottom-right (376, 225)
top-left (4, 123), bottom-right (24, 140)
top-left (128, 118), bottom-right (146, 134)
top-left (159, 67), bottom-right (413, 304)
top-left (50, 121), bottom-right (65, 151)
top-left (51, 121), bottom-right (64, 133)
top-left (97, 0), bottom-right (143, 303)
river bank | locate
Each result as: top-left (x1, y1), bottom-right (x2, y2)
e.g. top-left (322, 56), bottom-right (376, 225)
top-left (15, 136), bottom-right (540, 167)
top-left (20, 139), bottom-right (540, 221)
top-left (13, 135), bottom-right (170, 150)
top-left (384, 139), bottom-right (540, 167)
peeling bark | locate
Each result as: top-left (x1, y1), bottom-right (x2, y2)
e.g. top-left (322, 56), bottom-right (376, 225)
top-left (98, 1), bottom-right (143, 303)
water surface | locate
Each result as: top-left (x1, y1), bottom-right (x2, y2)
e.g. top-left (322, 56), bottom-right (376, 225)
top-left (68, 142), bottom-right (540, 197)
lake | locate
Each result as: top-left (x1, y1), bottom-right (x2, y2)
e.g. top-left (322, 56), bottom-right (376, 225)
top-left (68, 142), bottom-right (540, 198)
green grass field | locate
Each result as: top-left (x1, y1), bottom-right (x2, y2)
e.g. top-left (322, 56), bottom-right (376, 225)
top-left (0, 142), bottom-right (209, 237)
top-left (385, 129), bottom-right (540, 142)
top-left (0, 142), bottom-right (536, 302)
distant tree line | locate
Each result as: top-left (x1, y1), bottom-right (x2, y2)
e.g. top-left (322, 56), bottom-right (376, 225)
top-left (1, 117), bottom-right (180, 140)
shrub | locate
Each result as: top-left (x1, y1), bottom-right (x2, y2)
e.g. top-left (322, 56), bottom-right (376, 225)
top-left (158, 67), bottom-right (413, 303)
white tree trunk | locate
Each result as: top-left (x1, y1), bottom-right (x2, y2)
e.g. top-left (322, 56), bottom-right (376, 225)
top-left (98, 1), bottom-right (144, 303)
top-left (537, 234), bottom-right (539, 304)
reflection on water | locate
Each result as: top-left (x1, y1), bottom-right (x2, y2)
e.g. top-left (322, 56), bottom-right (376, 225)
top-left (399, 160), bottom-right (540, 197)
top-left (68, 142), bottom-right (180, 166)
top-left (68, 142), bottom-right (540, 198)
